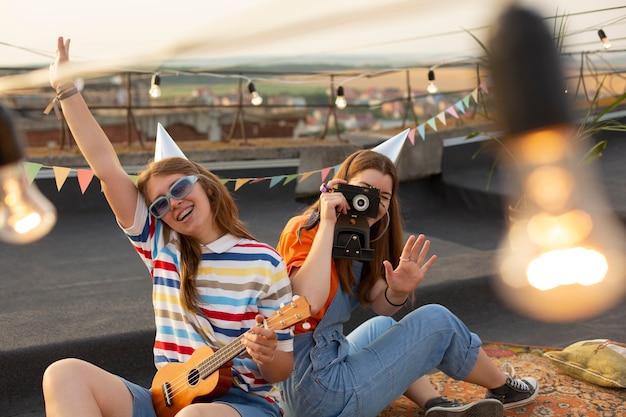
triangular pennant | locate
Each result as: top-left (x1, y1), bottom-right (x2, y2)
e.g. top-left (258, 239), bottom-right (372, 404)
top-left (270, 175), bottom-right (286, 188)
top-left (250, 177), bottom-right (266, 184)
top-left (462, 94), bottom-right (471, 108)
top-left (128, 174), bottom-right (138, 185)
top-left (298, 171), bottom-right (315, 183)
top-left (417, 124), bottom-right (426, 140)
top-left (408, 128), bottom-right (415, 145)
top-left (455, 101), bottom-right (466, 113)
top-left (436, 112), bottom-right (447, 126)
top-left (480, 80), bottom-right (489, 94)
top-left (219, 178), bottom-right (229, 185)
top-left (235, 178), bottom-right (251, 191)
top-left (52, 166), bottom-right (72, 191)
top-left (23, 162), bottom-right (43, 184)
top-left (472, 88), bottom-right (479, 103)
top-left (426, 118), bottom-right (438, 132)
top-left (446, 106), bottom-right (459, 119)
top-left (155, 123), bottom-right (187, 161)
top-left (321, 167), bottom-right (333, 182)
top-left (371, 128), bottom-right (410, 164)
top-left (76, 169), bottom-right (95, 194)
top-left (284, 174), bottom-right (298, 185)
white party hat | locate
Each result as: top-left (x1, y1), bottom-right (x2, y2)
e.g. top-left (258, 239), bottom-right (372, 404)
top-left (371, 128), bottom-right (410, 165)
top-left (154, 123), bottom-right (187, 161)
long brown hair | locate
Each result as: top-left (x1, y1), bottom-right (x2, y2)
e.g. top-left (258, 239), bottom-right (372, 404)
top-left (299, 150), bottom-right (404, 305)
top-left (137, 157), bottom-right (255, 312)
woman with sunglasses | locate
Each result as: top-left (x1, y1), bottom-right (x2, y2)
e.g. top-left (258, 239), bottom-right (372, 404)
top-left (42, 36), bottom-right (294, 417)
top-left (275, 149), bottom-right (539, 417)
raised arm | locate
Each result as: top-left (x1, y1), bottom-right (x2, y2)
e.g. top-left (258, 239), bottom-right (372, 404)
top-left (289, 179), bottom-right (349, 314)
top-left (49, 37), bottom-right (138, 228)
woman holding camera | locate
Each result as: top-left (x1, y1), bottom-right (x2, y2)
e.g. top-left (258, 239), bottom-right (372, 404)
top-left (275, 149), bottom-right (538, 417)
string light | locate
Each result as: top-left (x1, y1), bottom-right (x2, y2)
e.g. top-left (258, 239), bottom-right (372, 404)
top-left (0, 104), bottom-right (56, 244)
top-left (149, 73), bottom-right (161, 98)
top-left (597, 29), bottom-right (612, 50)
top-left (248, 81), bottom-right (263, 106)
top-left (427, 69), bottom-right (438, 94)
top-left (335, 86), bottom-right (347, 109)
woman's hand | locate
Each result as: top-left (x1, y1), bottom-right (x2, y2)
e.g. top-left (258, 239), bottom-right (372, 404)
top-left (318, 179), bottom-right (349, 223)
top-left (383, 234), bottom-right (437, 295)
top-left (242, 315), bottom-right (279, 366)
top-left (49, 36), bottom-right (71, 90)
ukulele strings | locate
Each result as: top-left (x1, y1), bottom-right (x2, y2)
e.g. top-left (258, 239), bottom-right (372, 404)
top-left (163, 301), bottom-right (302, 398)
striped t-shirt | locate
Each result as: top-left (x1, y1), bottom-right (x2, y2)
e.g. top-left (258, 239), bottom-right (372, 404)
top-left (122, 194), bottom-right (294, 402)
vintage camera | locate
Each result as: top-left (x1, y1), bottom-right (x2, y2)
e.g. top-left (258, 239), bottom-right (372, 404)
top-left (334, 183), bottom-right (380, 218)
top-left (331, 184), bottom-right (380, 261)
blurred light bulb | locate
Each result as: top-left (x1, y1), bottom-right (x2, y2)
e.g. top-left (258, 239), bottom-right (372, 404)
top-left (597, 29), bottom-right (612, 50)
top-left (248, 82), bottom-right (263, 106)
top-left (489, 6), bottom-right (626, 322)
top-left (149, 73), bottom-right (161, 98)
top-left (335, 86), bottom-right (347, 109)
top-left (0, 163), bottom-right (57, 244)
top-left (427, 70), bottom-right (438, 94)
top-left (495, 127), bottom-right (626, 321)
top-left (0, 104), bottom-right (56, 244)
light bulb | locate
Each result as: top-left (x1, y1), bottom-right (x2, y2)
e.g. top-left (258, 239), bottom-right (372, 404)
top-left (250, 91), bottom-right (263, 106)
top-left (427, 70), bottom-right (438, 94)
top-left (0, 163), bottom-right (57, 244)
top-left (488, 5), bottom-right (626, 322)
top-left (335, 86), bottom-right (347, 109)
top-left (149, 73), bottom-right (161, 98)
top-left (248, 82), bottom-right (263, 106)
top-left (0, 104), bottom-right (56, 244)
top-left (495, 127), bottom-right (626, 322)
top-left (598, 29), bottom-right (612, 50)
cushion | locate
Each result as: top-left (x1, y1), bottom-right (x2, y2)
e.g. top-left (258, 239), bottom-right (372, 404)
top-left (544, 339), bottom-right (626, 388)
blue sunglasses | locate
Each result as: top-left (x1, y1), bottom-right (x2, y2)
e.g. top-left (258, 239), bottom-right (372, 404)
top-left (148, 175), bottom-right (199, 219)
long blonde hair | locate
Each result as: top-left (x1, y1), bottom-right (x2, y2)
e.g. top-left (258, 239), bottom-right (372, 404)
top-left (299, 150), bottom-right (404, 305)
top-left (137, 157), bottom-right (255, 312)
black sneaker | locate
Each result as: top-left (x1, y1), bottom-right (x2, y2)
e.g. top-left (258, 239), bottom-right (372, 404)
top-left (424, 397), bottom-right (503, 417)
top-left (485, 364), bottom-right (538, 409)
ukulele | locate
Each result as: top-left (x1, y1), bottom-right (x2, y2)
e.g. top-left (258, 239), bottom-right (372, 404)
top-left (151, 296), bottom-right (311, 417)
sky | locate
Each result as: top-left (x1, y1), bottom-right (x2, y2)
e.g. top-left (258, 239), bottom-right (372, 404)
top-left (1, 0), bottom-right (625, 91)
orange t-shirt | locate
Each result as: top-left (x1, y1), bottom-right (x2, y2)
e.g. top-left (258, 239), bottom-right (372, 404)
top-left (277, 215), bottom-right (339, 334)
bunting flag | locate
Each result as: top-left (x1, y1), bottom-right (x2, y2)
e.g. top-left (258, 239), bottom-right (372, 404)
top-left (53, 166), bottom-right (71, 191)
top-left (24, 162), bottom-right (42, 184)
top-left (25, 83), bottom-right (488, 195)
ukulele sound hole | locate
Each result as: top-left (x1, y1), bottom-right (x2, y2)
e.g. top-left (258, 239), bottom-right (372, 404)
top-left (187, 368), bottom-right (201, 386)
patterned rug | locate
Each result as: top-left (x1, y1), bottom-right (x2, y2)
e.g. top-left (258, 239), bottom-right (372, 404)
top-left (378, 342), bottom-right (626, 417)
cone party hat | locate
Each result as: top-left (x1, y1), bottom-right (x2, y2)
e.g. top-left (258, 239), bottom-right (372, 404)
top-left (371, 128), bottom-right (410, 165)
top-left (154, 123), bottom-right (187, 161)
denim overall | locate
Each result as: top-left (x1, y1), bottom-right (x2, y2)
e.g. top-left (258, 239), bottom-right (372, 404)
top-left (279, 262), bottom-right (483, 417)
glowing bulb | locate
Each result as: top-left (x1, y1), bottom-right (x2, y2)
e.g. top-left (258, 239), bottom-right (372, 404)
top-left (250, 92), bottom-right (263, 106)
top-left (489, 6), bottom-right (626, 322)
top-left (149, 73), bottom-right (161, 98)
top-left (0, 104), bottom-right (57, 244)
top-left (495, 126), bottom-right (626, 322)
top-left (598, 29), bottom-right (612, 50)
top-left (427, 70), bottom-right (438, 94)
top-left (335, 86), bottom-right (347, 109)
top-left (248, 82), bottom-right (263, 106)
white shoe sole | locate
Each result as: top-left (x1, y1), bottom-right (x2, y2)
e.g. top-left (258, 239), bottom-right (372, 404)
top-left (425, 398), bottom-right (504, 417)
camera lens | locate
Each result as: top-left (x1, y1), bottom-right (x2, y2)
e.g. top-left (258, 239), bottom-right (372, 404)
top-left (352, 194), bottom-right (369, 211)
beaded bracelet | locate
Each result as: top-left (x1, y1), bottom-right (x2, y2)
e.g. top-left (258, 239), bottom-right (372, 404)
top-left (43, 83), bottom-right (79, 120)
top-left (384, 286), bottom-right (407, 307)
